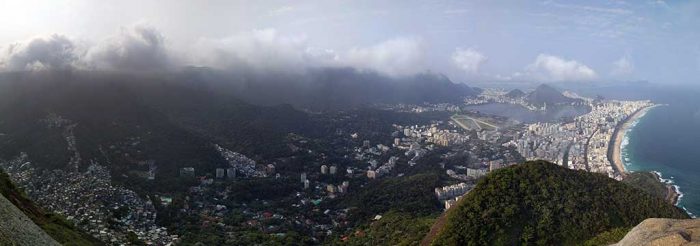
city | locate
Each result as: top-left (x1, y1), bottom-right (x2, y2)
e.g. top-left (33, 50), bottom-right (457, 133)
top-left (0, 84), bottom-right (657, 244)
top-left (0, 1), bottom-right (697, 244)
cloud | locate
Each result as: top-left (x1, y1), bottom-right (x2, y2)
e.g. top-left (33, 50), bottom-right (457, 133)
top-left (544, 2), bottom-right (633, 15)
top-left (494, 74), bottom-right (513, 81)
top-left (0, 26), bottom-right (428, 77)
top-left (0, 26), bottom-right (175, 73)
top-left (451, 47), bottom-right (487, 74)
top-left (649, 0), bottom-right (670, 8)
top-left (190, 31), bottom-right (424, 76)
top-left (523, 54), bottom-right (597, 82)
top-left (0, 34), bottom-right (78, 71)
top-left (189, 28), bottom-right (337, 73)
top-left (344, 37), bottom-right (425, 76)
top-left (611, 55), bottom-right (634, 76)
top-left (268, 6), bottom-right (295, 16)
top-left (443, 9), bottom-right (469, 15)
top-left (84, 25), bottom-right (173, 71)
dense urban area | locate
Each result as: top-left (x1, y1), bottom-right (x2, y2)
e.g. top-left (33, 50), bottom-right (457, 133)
top-left (0, 84), bottom-right (656, 244)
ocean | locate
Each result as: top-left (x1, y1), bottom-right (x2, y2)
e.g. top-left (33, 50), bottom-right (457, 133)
top-left (621, 87), bottom-right (700, 218)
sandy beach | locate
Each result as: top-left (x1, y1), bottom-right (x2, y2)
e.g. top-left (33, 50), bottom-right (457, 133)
top-left (610, 105), bottom-right (655, 177)
top-left (610, 105), bottom-right (680, 204)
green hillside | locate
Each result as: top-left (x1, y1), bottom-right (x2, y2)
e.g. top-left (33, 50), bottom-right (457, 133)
top-left (0, 73), bottom-right (312, 193)
top-left (622, 172), bottom-right (671, 201)
top-left (330, 173), bottom-right (443, 245)
top-left (431, 161), bottom-right (688, 246)
top-left (0, 170), bottom-right (102, 245)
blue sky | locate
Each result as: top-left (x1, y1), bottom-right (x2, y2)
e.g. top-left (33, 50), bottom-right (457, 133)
top-left (0, 0), bottom-right (698, 84)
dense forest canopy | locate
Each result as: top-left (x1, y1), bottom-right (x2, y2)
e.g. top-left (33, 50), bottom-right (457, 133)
top-left (432, 161), bottom-right (688, 246)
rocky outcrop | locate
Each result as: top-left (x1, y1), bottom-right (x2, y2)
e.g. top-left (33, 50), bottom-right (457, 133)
top-left (0, 194), bottom-right (60, 245)
top-left (615, 218), bottom-right (700, 246)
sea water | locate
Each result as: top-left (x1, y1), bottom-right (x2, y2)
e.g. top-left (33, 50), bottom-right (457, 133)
top-left (622, 89), bottom-right (700, 218)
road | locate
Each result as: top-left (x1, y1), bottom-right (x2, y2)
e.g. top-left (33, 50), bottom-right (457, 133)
top-left (583, 127), bottom-right (599, 172)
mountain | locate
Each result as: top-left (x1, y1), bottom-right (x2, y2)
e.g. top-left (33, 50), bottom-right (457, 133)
top-left (0, 170), bottom-right (100, 245)
top-left (181, 67), bottom-right (481, 110)
top-left (0, 71), bottom-right (316, 192)
top-left (333, 173), bottom-right (442, 245)
top-left (526, 84), bottom-right (580, 107)
top-left (623, 172), bottom-right (677, 203)
top-left (0, 70), bottom-right (456, 193)
top-left (429, 161), bottom-right (689, 245)
top-left (504, 89), bottom-right (525, 98)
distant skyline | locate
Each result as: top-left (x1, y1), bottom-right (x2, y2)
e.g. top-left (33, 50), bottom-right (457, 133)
top-left (0, 0), bottom-right (698, 84)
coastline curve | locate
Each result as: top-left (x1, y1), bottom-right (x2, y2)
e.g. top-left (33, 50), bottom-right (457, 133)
top-left (609, 105), bottom-right (658, 177)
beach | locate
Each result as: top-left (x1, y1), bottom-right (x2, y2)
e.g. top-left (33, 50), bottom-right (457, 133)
top-left (611, 105), bottom-right (681, 204)
top-left (610, 105), bottom-right (655, 177)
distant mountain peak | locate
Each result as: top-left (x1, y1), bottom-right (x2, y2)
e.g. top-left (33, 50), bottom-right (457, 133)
top-left (505, 89), bottom-right (525, 98)
top-left (526, 83), bottom-right (578, 107)
top-left (532, 83), bottom-right (563, 94)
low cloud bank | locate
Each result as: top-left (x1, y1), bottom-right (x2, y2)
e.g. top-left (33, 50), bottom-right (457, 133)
top-left (0, 34), bottom-right (78, 71)
top-left (451, 47), bottom-right (487, 74)
top-left (0, 26), bottom-right (427, 78)
top-left (84, 26), bottom-right (173, 71)
top-left (0, 26), bottom-right (607, 84)
top-left (520, 54), bottom-right (597, 82)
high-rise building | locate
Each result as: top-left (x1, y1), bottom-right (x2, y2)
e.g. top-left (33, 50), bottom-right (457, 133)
top-left (301, 172), bottom-right (307, 183)
top-left (466, 168), bottom-right (487, 178)
top-left (227, 168), bottom-right (236, 179)
top-left (489, 161), bottom-right (503, 172)
top-left (367, 170), bottom-right (376, 179)
top-left (321, 165), bottom-right (328, 174)
top-left (369, 160), bottom-right (378, 168)
top-left (215, 168), bottom-right (225, 178)
top-left (326, 184), bottom-right (337, 193)
top-left (180, 167), bottom-right (195, 178)
top-left (303, 179), bottom-right (310, 189)
top-left (444, 199), bottom-right (456, 210)
top-left (329, 165), bottom-right (337, 175)
top-left (341, 181), bottom-right (350, 192)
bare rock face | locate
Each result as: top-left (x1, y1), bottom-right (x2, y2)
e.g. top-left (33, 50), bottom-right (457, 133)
top-left (0, 194), bottom-right (60, 245)
top-left (614, 218), bottom-right (700, 246)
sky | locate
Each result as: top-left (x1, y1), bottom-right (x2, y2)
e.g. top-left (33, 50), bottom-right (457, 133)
top-left (0, 0), bottom-right (698, 85)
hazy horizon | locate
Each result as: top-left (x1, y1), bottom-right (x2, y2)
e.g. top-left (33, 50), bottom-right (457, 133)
top-left (1, 0), bottom-right (698, 86)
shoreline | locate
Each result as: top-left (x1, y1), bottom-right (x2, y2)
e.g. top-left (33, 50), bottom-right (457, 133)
top-left (610, 105), bottom-right (656, 177)
top-left (610, 105), bottom-right (681, 205)
top-left (651, 171), bottom-right (682, 206)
